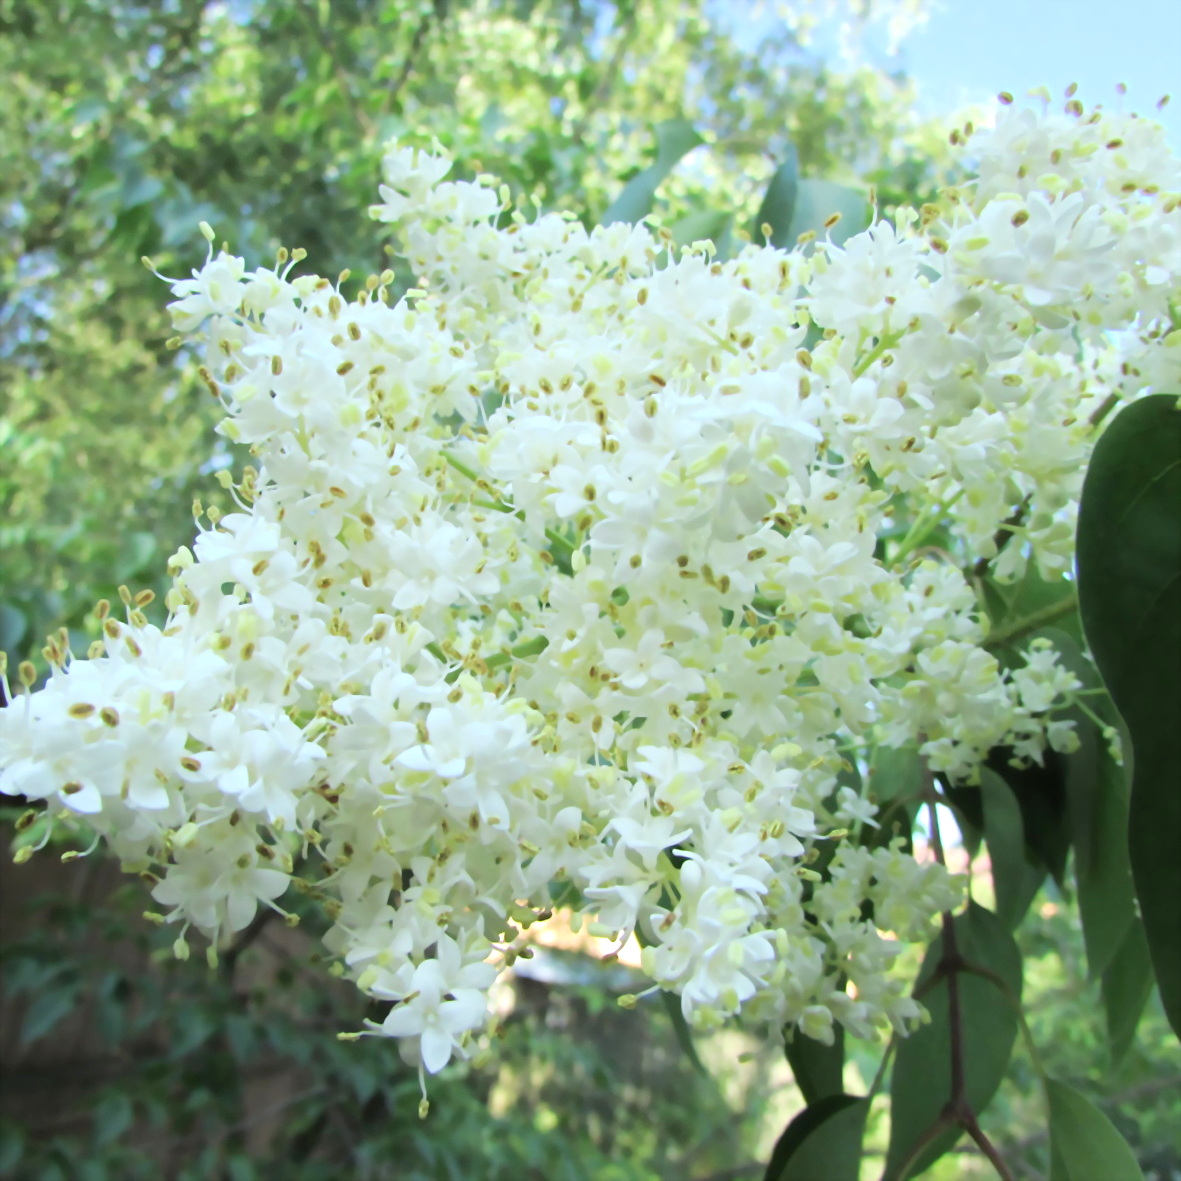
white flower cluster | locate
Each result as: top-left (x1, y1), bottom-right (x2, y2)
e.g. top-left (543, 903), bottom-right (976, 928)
top-left (3, 97), bottom-right (1177, 1086)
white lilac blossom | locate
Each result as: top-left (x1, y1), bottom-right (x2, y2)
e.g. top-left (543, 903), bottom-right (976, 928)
top-left (3, 97), bottom-right (1178, 1088)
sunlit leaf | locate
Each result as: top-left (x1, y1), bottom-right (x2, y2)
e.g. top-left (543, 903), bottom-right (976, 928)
top-left (1046, 1078), bottom-right (1143, 1180)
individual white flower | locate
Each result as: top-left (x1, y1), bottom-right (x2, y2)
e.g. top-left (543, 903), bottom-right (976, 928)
top-left (370, 935), bottom-right (495, 1074)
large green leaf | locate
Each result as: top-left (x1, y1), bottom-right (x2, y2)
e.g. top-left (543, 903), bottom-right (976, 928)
top-left (1077, 393), bottom-right (1181, 1040)
top-left (1046, 1079), bottom-right (1143, 1181)
top-left (784, 1024), bottom-right (845, 1106)
top-left (884, 903), bottom-right (1022, 1180)
top-left (979, 768), bottom-right (1043, 930)
top-left (764, 1094), bottom-right (869, 1181)
top-left (600, 118), bottom-right (703, 226)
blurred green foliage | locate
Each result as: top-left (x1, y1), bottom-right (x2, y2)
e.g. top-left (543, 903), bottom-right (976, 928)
top-left (0, 0), bottom-right (950, 674)
top-left (0, 809), bottom-right (782, 1178)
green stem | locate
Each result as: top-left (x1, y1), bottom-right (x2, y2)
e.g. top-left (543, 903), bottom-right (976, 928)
top-left (442, 451), bottom-right (515, 513)
top-left (853, 331), bottom-right (903, 378)
top-left (893, 490), bottom-right (964, 566)
top-left (984, 594), bottom-right (1078, 650)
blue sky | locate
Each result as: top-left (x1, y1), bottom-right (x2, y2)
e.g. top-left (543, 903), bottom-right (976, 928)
top-left (900, 0), bottom-right (1181, 147)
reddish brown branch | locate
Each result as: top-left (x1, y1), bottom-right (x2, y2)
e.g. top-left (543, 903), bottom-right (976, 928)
top-left (903, 772), bottom-right (1014, 1181)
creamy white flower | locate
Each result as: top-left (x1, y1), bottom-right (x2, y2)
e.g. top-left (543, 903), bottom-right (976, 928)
top-left (5, 100), bottom-right (1174, 1072)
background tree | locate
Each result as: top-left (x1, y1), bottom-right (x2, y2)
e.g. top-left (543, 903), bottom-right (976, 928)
top-left (0, 0), bottom-right (950, 673)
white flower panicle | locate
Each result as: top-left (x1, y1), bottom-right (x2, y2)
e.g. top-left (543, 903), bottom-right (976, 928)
top-left (3, 96), bottom-right (1177, 1084)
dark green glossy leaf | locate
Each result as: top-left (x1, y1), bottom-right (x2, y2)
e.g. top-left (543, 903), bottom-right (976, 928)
top-left (600, 118), bottom-right (702, 226)
top-left (752, 148), bottom-right (800, 248)
top-left (1047, 1078), bottom-right (1143, 1180)
top-left (1077, 392), bottom-right (1181, 1040)
top-left (764, 1094), bottom-right (868, 1181)
top-left (941, 781), bottom-right (983, 859)
top-left (980, 768), bottom-right (1043, 929)
top-left (1102, 917), bottom-right (1155, 1065)
top-left (984, 745), bottom-right (1070, 888)
top-left (784, 1024), bottom-right (845, 1106)
top-left (884, 903), bottom-right (1021, 1180)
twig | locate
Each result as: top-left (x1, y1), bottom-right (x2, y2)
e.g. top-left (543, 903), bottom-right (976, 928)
top-left (221, 908), bottom-right (276, 977)
top-left (972, 496), bottom-right (1031, 581)
top-left (382, 0), bottom-right (448, 119)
